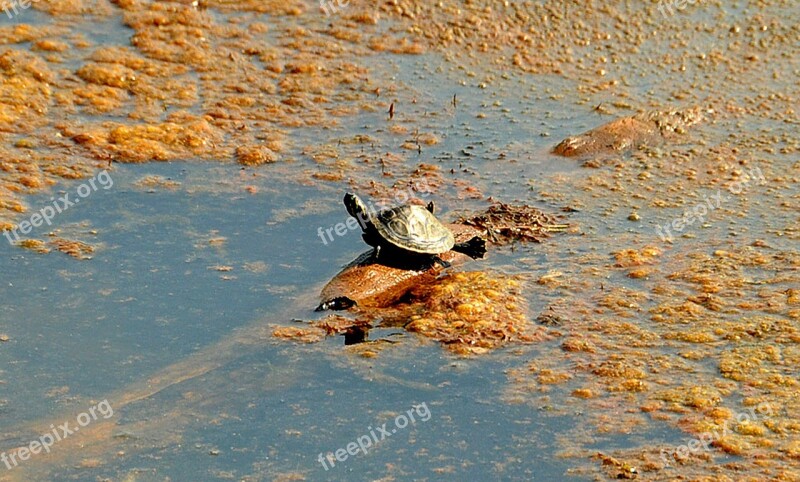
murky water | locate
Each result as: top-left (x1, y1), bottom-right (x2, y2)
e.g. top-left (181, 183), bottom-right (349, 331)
top-left (1, 1), bottom-right (798, 481)
top-left (0, 159), bottom-right (581, 480)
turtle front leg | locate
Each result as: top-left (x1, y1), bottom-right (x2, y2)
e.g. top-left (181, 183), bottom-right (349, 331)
top-left (452, 236), bottom-right (487, 259)
top-left (362, 231), bottom-right (382, 263)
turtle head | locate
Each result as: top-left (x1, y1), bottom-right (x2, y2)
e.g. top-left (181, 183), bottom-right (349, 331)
top-left (343, 193), bottom-right (368, 220)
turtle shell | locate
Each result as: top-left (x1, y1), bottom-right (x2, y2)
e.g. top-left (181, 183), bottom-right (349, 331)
top-left (372, 204), bottom-right (455, 254)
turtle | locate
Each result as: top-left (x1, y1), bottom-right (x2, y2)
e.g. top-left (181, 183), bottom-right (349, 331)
top-left (315, 223), bottom-right (486, 311)
top-left (343, 192), bottom-right (486, 268)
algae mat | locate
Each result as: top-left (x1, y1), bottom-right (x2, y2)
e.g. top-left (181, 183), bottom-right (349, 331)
top-left (0, 1), bottom-right (798, 480)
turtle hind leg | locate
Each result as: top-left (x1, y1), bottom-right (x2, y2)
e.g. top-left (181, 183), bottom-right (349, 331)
top-left (452, 236), bottom-right (487, 259)
top-left (432, 255), bottom-right (451, 268)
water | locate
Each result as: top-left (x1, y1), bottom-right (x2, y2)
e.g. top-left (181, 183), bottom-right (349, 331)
top-left (1, 1), bottom-right (798, 480)
top-left (0, 160), bottom-right (583, 480)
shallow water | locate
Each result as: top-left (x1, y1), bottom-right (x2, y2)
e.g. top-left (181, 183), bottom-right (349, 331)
top-left (1, 1), bottom-right (798, 480)
top-left (0, 160), bottom-right (583, 480)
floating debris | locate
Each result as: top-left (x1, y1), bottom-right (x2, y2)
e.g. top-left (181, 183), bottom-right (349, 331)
top-left (458, 202), bottom-right (569, 245)
top-left (17, 239), bottom-right (51, 254)
top-left (49, 238), bottom-right (94, 260)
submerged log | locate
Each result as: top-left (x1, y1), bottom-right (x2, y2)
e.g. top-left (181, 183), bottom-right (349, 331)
top-left (553, 108), bottom-right (705, 158)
